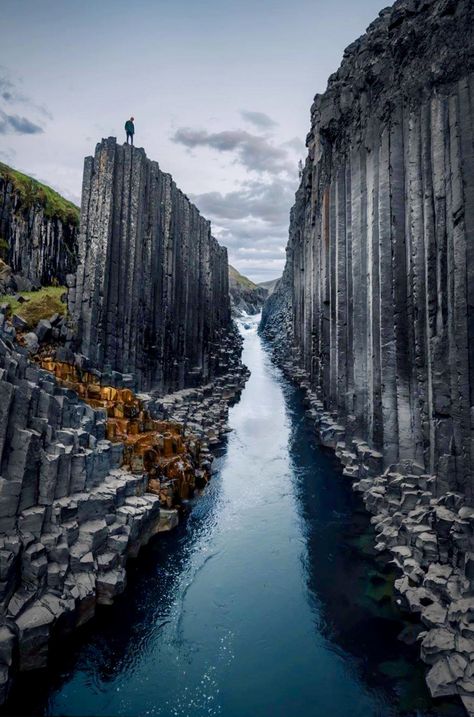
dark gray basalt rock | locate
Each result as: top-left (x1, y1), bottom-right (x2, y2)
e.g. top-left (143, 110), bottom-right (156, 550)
top-left (69, 138), bottom-right (232, 393)
top-left (0, 176), bottom-right (78, 289)
top-left (0, 141), bottom-right (248, 705)
top-left (262, 0), bottom-right (474, 709)
top-left (0, 306), bottom-right (247, 706)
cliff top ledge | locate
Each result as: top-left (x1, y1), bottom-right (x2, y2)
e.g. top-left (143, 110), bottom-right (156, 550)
top-left (85, 137), bottom-right (212, 229)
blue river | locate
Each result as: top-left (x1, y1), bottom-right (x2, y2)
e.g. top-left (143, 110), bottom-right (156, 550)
top-left (4, 316), bottom-right (463, 716)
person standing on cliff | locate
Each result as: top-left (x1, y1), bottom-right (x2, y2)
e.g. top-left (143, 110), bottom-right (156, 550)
top-left (125, 117), bottom-right (135, 145)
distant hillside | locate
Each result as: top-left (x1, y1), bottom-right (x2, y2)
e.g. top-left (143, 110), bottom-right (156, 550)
top-left (229, 265), bottom-right (259, 290)
top-left (258, 277), bottom-right (280, 297)
top-left (228, 265), bottom-right (267, 316)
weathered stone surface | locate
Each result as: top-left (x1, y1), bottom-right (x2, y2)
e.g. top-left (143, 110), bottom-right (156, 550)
top-left (262, 0), bottom-right (474, 707)
top-left (69, 139), bottom-right (232, 393)
top-left (0, 174), bottom-right (78, 289)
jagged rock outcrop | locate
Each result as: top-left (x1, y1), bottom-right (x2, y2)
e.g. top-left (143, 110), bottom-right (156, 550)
top-left (262, 0), bottom-right (474, 709)
top-left (68, 139), bottom-right (232, 393)
top-left (0, 166), bottom-right (79, 291)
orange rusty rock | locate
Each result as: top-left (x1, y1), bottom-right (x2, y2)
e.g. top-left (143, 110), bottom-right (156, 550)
top-left (37, 358), bottom-right (208, 510)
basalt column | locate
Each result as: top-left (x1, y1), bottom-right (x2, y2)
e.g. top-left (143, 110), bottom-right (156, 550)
top-left (266, 0), bottom-right (474, 494)
top-left (69, 138), bottom-right (231, 393)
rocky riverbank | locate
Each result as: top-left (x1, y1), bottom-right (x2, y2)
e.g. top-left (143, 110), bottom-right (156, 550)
top-left (261, 319), bottom-right (474, 713)
top-left (0, 303), bottom-right (248, 705)
top-left (0, 136), bottom-right (250, 706)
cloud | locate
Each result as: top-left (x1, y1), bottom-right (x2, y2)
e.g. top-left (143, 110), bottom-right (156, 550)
top-left (0, 110), bottom-right (43, 135)
top-left (0, 74), bottom-right (17, 103)
top-left (191, 178), bottom-right (295, 225)
top-left (172, 127), bottom-right (293, 175)
top-left (172, 119), bottom-right (303, 281)
top-left (191, 177), bottom-right (295, 282)
top-left (240, 110), bottom-right (278, 129)
top-left (283, 137), bottom-right (306, 154)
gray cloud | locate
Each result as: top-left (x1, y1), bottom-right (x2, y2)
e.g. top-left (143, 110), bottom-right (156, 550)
top-left (0, 74), bottom-right (17, 103)
top-left (240, 110), bottom-right (278, 129)
top-left (0, 147), bottom-right (16, 163)
top-left (191, 177), bottom-right (295, 282)
top-left (172, 127), bottom-right (292, 175)
top-left (0, 110), bottom-right (43, 135)
top-left (172, 119), bottom-right (301, 280)
top-left (191, 179), bottom-right (295, 225)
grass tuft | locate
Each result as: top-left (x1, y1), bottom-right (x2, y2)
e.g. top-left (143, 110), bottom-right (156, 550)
top-left (0, 286), bottom-right (67, 328)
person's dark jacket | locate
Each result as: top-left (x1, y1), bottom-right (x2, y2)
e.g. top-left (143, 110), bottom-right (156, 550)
top-left (125, 120), bottom-right (135, 135)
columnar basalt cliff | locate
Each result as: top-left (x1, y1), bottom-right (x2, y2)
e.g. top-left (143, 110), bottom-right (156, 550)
top-left (0, 307), bottom-right (247, 706)
top-left (263, 0), bottom-right (474, 708)
top-left (68, 138), bottom-right (232, 393)
top-left (0, 166), bottom-right (79, 291)
top-left (0, 141), bottom-right (249, 706)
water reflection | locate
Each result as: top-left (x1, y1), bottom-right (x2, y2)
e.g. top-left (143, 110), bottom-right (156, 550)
top-left (2, 315), bottom-right (464, 717)
top-left (284, 385), bottom-right (461, 715)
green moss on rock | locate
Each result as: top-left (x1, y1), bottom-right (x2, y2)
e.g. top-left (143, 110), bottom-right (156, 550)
top-left (0, 286), bottom-right (67, 328)
top-left (0, 163), bottom-right (80, 227)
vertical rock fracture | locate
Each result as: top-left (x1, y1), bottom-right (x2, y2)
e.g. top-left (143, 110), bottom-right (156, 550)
top-left (69, 138), bottom-right (231, 393)
top-left (262, 0), bottom-right (474, 707)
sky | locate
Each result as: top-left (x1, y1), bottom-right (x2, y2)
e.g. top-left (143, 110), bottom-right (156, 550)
top-left (1, 0), bottom-right (386, 283)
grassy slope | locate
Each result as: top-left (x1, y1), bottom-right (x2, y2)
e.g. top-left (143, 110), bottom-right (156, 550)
top-left (258, 277), bottom-right (280, 299)
top-left (228, 264), bottom-right (259, 290)
top-left (258, 277), bottom-right (280, 291)
top-left (0, 286), bottom-right (67, 328)
top-left (0, 162), bottom-right (80, 226)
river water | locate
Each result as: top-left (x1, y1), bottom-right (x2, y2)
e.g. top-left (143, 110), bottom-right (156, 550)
top-left (4, 315), bottom-right (463, 716)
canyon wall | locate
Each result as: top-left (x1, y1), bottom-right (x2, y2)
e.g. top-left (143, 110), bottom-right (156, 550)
top-left (267, 0), bottom-right (474, 491)
top-left (263, 0), bottom-right (474, 707)
top-left (0, 141), bottom-right (248, 705)
top-left (0, 169), bottom-right (79, 290)
top-left (68, 139), bottom-right (232, 393)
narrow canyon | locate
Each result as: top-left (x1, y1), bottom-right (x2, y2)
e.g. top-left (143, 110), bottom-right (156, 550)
top-left (0, 0), bottom-right (474, 715)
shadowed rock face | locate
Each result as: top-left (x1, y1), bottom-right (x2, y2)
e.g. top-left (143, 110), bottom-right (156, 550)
top-left (0, 175), bottom-right (78, 291)
top-left (266, 0), bottom-right (474, 494)
top-left (262, 0), bottom-right (474, 707)
top-left (68, 138), bottom-right (231, 393)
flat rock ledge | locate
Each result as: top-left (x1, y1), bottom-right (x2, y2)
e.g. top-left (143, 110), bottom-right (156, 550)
top-left (0, 311), bottom-right (249, 706)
